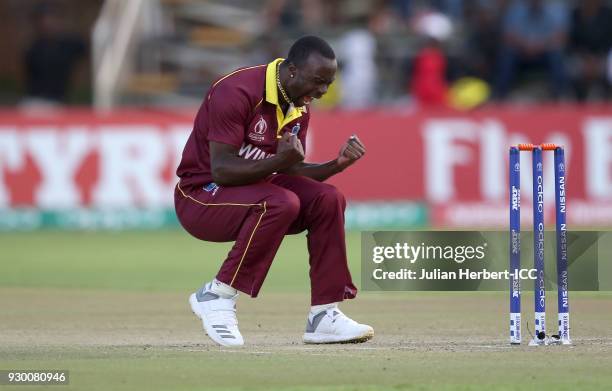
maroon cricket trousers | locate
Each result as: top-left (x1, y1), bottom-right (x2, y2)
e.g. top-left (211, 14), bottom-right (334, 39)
top-left (174, 173), bottom-right (358, 305)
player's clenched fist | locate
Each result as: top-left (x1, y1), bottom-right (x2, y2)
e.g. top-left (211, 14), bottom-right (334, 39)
top-left (337, 134), bottom-right (365, 167)
top-left (277, 132), bottom-right (305, 166)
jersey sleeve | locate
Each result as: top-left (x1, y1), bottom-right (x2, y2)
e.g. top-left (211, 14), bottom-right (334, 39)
top-left (205, 82), bottom-right (250, 148)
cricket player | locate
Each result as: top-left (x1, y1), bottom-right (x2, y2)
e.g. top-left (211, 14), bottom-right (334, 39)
top-left (175, 36), bottom-right (372, 346)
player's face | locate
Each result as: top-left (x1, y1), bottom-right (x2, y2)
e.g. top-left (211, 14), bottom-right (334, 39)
top-left (287, 53), bottom-right (337, 107)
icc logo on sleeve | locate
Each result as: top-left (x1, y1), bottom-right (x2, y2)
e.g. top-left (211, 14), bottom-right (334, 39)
top-left (249, 116), bottom-right (267, 142)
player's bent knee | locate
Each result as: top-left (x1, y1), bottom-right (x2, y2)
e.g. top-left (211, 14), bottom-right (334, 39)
top-left (267, 189), bottom-right (301, 220)
top-left (317, 184), bottom-right (346, 209)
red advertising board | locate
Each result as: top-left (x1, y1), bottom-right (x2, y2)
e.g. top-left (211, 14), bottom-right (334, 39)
top-left (307, 106), bottom-right (612, 226)
top-left (1, 106), bottom-right (611, 227)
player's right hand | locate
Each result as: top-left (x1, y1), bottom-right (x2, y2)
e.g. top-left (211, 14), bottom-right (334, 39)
top-left (277, 132), bottom-right (305, 165)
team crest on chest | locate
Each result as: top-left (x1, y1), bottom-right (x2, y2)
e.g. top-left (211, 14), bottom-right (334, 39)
top-left (249, 116), bottom-right (267, 142)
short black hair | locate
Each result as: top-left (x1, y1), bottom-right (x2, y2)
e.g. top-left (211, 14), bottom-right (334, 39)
top-left (287, 36), bottom-right (335, 67)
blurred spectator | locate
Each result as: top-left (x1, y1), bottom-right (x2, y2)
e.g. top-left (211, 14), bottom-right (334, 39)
top-left (410, 38), bottom-right (448, 107)
top-left (568, 0), bottom-right (612, 102)
top-left (408, 11), bottom-right (452, 107)
top-left (462, 0), bottom-right (509, 83)
top-left (264, 0), bottom-right (343, 33)
top-left (391, 0), bottom-right (464, 21)
top-left (338, 17), bottom-right (378, 109)
top-left (493, 0), bottom-right (568, 100)
top-left (368, 1), bottom-right (401, 34)
top-left (22, 3), bottom-right (86, 106)
top-left (391, 0), bottom-right (413, 21)
top-left (434, 0), bottom-right (464, 20)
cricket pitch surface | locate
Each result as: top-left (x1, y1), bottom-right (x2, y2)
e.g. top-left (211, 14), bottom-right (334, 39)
top-left (2, 288), bottom-right (612, 391)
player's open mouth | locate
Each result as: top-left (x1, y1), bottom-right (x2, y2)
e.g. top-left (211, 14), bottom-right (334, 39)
top-left (302, 96), bottom-right (314, 105)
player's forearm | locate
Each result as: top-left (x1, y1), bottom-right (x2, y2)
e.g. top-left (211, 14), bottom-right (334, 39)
top-left (212, 154), bottom-right (296, 186)
top-left (282, 160), bottom-right (348, 182)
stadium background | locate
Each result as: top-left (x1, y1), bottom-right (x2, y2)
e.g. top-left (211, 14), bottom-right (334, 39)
top-left (1, 0), bottom-right (611, 230)
top-left (1, 1), bottom-right (612, 390)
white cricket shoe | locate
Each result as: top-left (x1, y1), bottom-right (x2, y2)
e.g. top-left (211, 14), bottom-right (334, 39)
top-left (303, 306), bottom-right (374, 344)
top-left (189, 284), bottom-right (244, 347)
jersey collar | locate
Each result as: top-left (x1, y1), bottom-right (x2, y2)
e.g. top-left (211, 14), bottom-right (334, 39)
top-left (265, 58), bottom-right (307, 138)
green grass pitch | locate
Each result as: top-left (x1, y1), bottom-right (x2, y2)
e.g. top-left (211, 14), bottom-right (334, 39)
top-left (1, 231), bottom-right (611, 391)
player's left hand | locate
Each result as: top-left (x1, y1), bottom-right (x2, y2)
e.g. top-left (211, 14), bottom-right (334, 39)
top-left (337, 134), bottom-right (366, 168)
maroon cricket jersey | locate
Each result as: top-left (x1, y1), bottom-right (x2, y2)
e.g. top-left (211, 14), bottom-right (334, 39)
top-left (176, 58), bottom-right (310, 189)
